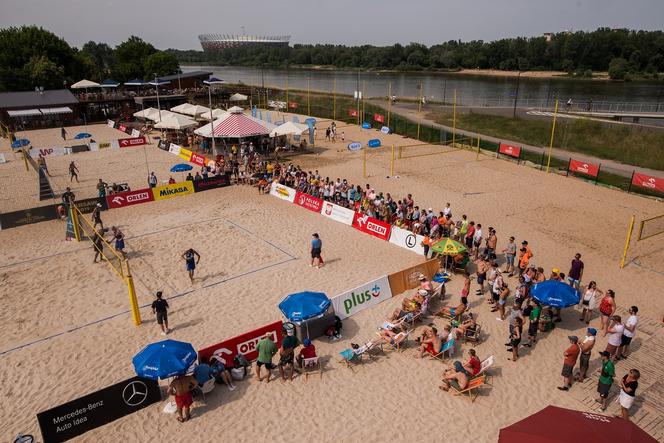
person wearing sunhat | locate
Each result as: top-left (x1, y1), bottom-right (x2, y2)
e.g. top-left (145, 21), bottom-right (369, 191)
top-left (558, 335), bottom-right (580, 391)
top-left (576, 328), bottom-right (597, 382)
top-left (596, 350), bottom-right (615, 411)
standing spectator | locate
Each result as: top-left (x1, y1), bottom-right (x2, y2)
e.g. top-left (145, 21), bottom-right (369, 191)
top-left (604, 315), bottom-right (624, 360)
top-left (148, 172), bottom-right (158, 188)
top-left (575, 328), bottom-right (596, 382)
top-left (69, 161), bottom-right (79, 183)
top-left (579, 281), bottom-right (602, 324)
top-left (472, 223), bottom-right (483, 259)
top-left (168, 375), bottom-right (195, 423)
top-left (464, 221), bottom-right (475, 251)
top-left (186, 172), bottom-right (194, 181)
top-left (502, 236), bottom-right (517, 276)
top-left (182, 248), bottom-right (201, 283)
top-left (524, 300), bottom-right (541, 348)
top-left (310, 233), bottom-right (323, 269)
top-left (558, 335), bottom-right (580, 391)
top-left (151, 291), bottom-right (170, 335)
top-left (96, 179), bottom-right (108, 197)
top-left (110, 226), bottom-right (126, 259)
top-left (568, 253), bottom-right (584, 289)
top-left (599, 290), bottom-right (617, 335)
top-left (596, 351), bottom-right (615, 411)
top-left (485, 228), bottom-right (497, 260)
top-left (256, 333), bottom-right (278, 383)
top-left (91, 203), bottom-right (104, 230)
top-left (61, 126), bottom-right (67, 141)
top-left (616, 306), bottom-right (638, 360)
top-left (278, 329), bottom-right (298, 382)
top-left (618, 369), bottom-right (640, 421)
top-left (507, 317), bottom-right (523, 361)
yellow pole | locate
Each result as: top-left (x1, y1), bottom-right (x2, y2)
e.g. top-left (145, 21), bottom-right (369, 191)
top-left (362, 80), bottom-right (366, 122)
top-left (390, 144), bottom-right (395, 176)
top-left (307, 78), bottom-right (311, 116)
top-left (387, 82), bottom-right (392, 128)
top-left (333, 78), bottom-right (336, 120)
top-left (399, 145), bottom-right (402, 159)
top-left (620, 215), bottom-right (635, 269)
top-left (363, 148), bottom-right (367, 178)
top-left (546, 99), bottom-right (559, 173)
top-left (124, 260), bottom-right (142, 325)
top-left (22, 149), bottom-right (29, 171)
top-left (452, 90), bottom-right (457, 147)
top-left (417, 82), bottom-right (423, 140)
top-left (475, 136), bottom-right (481, 160)
top-left (70, 206), bottom-right (81, 242)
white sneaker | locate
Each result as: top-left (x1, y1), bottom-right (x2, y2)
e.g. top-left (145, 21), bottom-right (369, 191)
top-left (228, 384), bottom-right (236, 391)
top-left (161, 331), bottom-right (167, 336)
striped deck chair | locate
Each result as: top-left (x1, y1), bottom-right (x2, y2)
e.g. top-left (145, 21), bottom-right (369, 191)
top-left (450, 374), bottom-right (488, 402)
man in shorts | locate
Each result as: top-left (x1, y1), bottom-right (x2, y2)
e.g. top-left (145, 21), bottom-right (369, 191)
top-left (524, 300), bottom-right (541, 348)
top-left (310, 233), bottom-right (323, 268)
top-left (169, 375), bottom-right (196, 422)
top-left (151, 291), bottom-right (170, 335)
top-left (576, 328), bottom-right (596, 382)
top-left (558, 335), bottom-right (580, 391)
top-left (278, 329), bottom-right (299, 382)
top-left (502, 236), bottom-right (517, 276)
top-left (474, 256), bottom-right (489, 296)
top-left (256, 332), bottom-right (278, 383)
top-left (595, 351), bottom-right (615, 411)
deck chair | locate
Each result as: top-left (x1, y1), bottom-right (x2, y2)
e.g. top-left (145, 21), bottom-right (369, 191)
top-left (193, 377), bottom-right (216, 402)
top-left (339, 341), bottom-right (378, 371)
top-left (429, 339), bottom-right (455, 362)
top-left (302, 357), bottom-right (322, 381)
top-left (379, 330), bottom-right (410, 352)
top-left (450, 374), bottom-right (488, 402)
top-left (461, 324), bottom-right (482, 344)
top-left (471, 355), bottom-right (495, 384)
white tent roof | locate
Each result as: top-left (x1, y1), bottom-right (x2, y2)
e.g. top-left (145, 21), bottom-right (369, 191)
top-left (154, 114), bottom-right (198, 129)
top-left (229, 93), bottom-right (248, 101)
top-left (71, 79), bottom-right (100, 89)
top-left (194, 112), bottom-right (275, 138)
top-left (170, 103), bottom-right (195, 114)
top-left (183, 104), bottom-right (211, 116)
top-left (227, 106), bottom-right (244, 113)
top-left (269, 121), bottom-right (309, 137)
top-left (133, 107), bottom-right (160, 120)
top-left (198, 108), bottom-right (227, 121)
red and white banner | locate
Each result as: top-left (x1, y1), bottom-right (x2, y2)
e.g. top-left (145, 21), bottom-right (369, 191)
top-left (352, 212), bottom-right (392, 241)
top-left (118, 136), bottom-right (147, 148)
top-left (289, 102), bottom-right (298, 109)
top-left (294, 192), bottom-right (323, 213)
top-left (117, 124), bottom-right (127, 133)
top-left (29, 147), bottom-right (66, 158)
top-left (197, 320), bottom-right (283, 366)
top-left (373, 113), bottom-right (385, 123)
top-left (499, 143), bottom-right (521, 158)
top-left (270, 182), bottom-right (297, 203)
top-left (632, 172), bottom-right (664, 193)
top-left (569, 159), bottom-right (600, 177)
top-left (189, 152), bottom-right (207, 167)
top-left (320, 201), bottom-right (355, 226)
top-left (349, 109), bottom-right (358, 117)
top-left (106, 188), bottom-right (154, 209)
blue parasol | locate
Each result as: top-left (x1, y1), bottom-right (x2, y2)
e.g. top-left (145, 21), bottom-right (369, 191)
top-left (74, 132), bottom-right (92, 139)
top-left (100, 79), bottom-right (120, 88)
top-left (278, 291), bottom-right (331, 322)
top-left (11, 138), bottom-right (30, 148)
top-left (531, 280), bottom-right (581, 308)
top-left (124, 78), bottom-right (147, 86)
top-left (170, 163), bottom-right (193, 173)
top-left (132, 339), bottom-right (197, 380)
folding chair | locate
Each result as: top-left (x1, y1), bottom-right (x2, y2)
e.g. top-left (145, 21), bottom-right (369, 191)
top-left (302, 357), bottom-right (322, 381)
top-left (429, 339), bottom-right (455, 362)
top-left (450, 374), bottom-right (488, 402)
top-left (471, 355), bottom-right (495, 385)
top-left (382, 330), bottom-right (411, 352)
top-left (460, 324), bottom-right (483, 344)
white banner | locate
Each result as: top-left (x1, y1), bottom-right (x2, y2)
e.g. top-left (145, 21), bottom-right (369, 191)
top-left (319, 201), bottom-right (355, 226)
top-left (269, 182), bottom-right (296, 203)
top-left (0, 153), bottom-right (5, 164)
top-left (332, 275), bottom-right (393, 320)
top-left (131, 129), bottom-right (141, 138)
top-left (29, 147), bottom-right (66, 158)
top-left (89, 142), bottom-right (99, 152)
top-left (107, 119), bottom-right (115, 128)
top-left (111, 140), bottom-right (120, 149)
top-left (389, 226), bottom-right (425, 255)
top-left (168, 143), bottom-right (181, 156)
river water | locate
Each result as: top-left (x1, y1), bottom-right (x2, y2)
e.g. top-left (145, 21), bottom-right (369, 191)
top-left (182, 65), bottom-right (663, 108)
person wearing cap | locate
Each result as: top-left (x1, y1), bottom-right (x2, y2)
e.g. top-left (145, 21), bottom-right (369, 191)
top-left (558, 335), bottom-right (580, 391)
top-left (91, 203), bottom-right (104, 230)
top-left (278, 329), bottom-right (299, 382)
top-left (596, 350), bottom-right (615, 411)
top-left (310, 233), bottom-right (323, 269)
top-left (151, 291), bottom-right (170, 335)
top-left (297, 338), bottom-right (317, 369)
top-left (256, 333), bottom-right (278, 383)
top-left (576, 328), bottom-right (597, 382)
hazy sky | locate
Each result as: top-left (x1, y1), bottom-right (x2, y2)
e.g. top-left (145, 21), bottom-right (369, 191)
top-left (1, 0), bottom-right (662, 50)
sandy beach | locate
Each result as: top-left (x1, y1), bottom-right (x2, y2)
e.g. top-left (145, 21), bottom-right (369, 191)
top-left (0, 114), bottom-right (663, 442)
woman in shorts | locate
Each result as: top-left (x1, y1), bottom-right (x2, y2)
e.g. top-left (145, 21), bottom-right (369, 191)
top-left (110, 226), bottom-right (126, 259)
top-left (598, 290), bottom-right (616, 335)
top-left (618, 369), bottom-right (640, 421)
top-left (580, 281), bottom-right (602, 325)
top-left (508, 317), bottom-right (523, 361)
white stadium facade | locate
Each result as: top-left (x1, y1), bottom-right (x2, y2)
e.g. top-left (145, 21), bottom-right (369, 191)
top-left (198, 34), bottom-right (290, 51)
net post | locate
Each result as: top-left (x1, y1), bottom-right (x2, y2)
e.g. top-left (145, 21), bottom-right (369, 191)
top-left (71, 206), bottom-right (81, 242)
top-left (124, 260), bottom-right (142, 326)
top-left (620, 215), bottom-right (635, 269)
top-left (475, 136), bottom-right (481, 161)
top-left (363, 148), bottom-right (367, 178)
top-left (22, 149), bottom-right (29, 172)
top-left (390, 144), bottom-right (395, 176)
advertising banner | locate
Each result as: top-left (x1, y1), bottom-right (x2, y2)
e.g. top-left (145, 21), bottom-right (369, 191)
top-left (294, 191), bottom-right (323, 213)
top-left (29, 147), bottom-right (66, 158)
top-left (352, 212), bottom-right (391, 241)
top-left (632, 172), bottom-right (664, 193)
top-left (348, 109), bottom-right (358, 117)
top-left (106, 188), bottom-right (154, 209)
top-left (362, 122), bottom-right (371, 129)
top-left (131, 129), bottom-right (141, 138)
top-left (568, 159), bottom-right (600, 177)
top-left (192, 175), bottom-right (230, 193)
top-left (347, 142), bottom-right (362, 151)
top-left (37, 376), bottom-right (161, 443)
top-left (189, 152), bottom-right (207, 167)
top-left (107, 119), bottom-right (116, 128)
top-left (498, 143), bottom-right (521, 158)
top-left (389, 225), bottom-right (425, 255)
top-left (118, 137), bottom-right (147, 148)
top-left (0, 204), bottom-right (59, 230)
top-left (320, 201), bottom-right (355, 226)
top-left (157, 140), bottom-right (169, 151)
top-left (75, 197), bottom-right (108, 214)
top-left (197, 320), bottom-right (284, 365)
top-left (373, 113), bottom-right (385, 123)
top-left (367, 139), bottom-right (381, 148)
top-left (153, 181), bottom-right (194, 201)
top-left (117, 124), bottom-right (127, 133)
top-left (289, 102), bottom-right (298, 109)
top-left (388, 259), bottom-right (440, 296)
top-left (270, 182), bottom-right (296, 203)
top-left (178, 148), bottom-right (192, 162)
top-left (380, 126), bottom-right (390, 134)
top-left (332, 276), bottom-right (393, 320)
top-left (168, 143), bottom-right (181, 156)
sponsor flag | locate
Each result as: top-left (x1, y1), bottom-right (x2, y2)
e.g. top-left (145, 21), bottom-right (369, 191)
top-left (349, 109), bottom-right (358, 117)
top-left (631, 172), bottom-right (664, 193)
top-left (373, 113), bottom-right (385, 123)
top-left (568, 159), bottom-right (600, 178)
top-left (498, 143), bottom-right (521, 158)
top-left (289, 102), bottom-right (298, 109)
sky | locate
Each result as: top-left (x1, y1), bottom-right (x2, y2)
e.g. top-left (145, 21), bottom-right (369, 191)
top-left (1, 0), bottom-right (662, 50)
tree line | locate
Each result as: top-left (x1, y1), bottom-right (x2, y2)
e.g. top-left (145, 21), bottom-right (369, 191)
top-left (0, 26), bottom-right (180, 92)
top-left (167, 28), bottom-right (664, 80)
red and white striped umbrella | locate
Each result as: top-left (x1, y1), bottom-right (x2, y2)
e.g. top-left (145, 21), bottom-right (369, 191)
top-left (212, 113), bottom-right (272, 137)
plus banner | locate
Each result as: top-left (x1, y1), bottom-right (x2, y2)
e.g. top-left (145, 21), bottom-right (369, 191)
top-left (331, 275), bottom-right (393, 320)
top-left (198, 320), bottom-right (284, 365)
top-left (352, 212), bottom-right (392, 241)
top-left (294, 192), bottom-right (323, 213)
top-left (498, 143), bottom-right (521, 158)
top-left (118, 137), bottom-right (147, 148)
top-left (568, 159), bottom-right (600, 178)
top-left (631, 172), bottom-right (664, 193)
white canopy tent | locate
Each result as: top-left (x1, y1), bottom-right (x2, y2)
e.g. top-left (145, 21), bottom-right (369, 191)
top-left (154, 114), bottom-right (198, 129)
top-left (170, 103), bottom-right (195, 114)
top-left (198, 108), bottom-right (227, 121)
top-left (133, 107), bottom-right (160, 120)
top-left (229, 93), bottom-right (248, 102)
top-left (227, 106), bottom-right (244, 113)
top-left (182, 104), bottom-right (211, 116)
top-left (269, 121), bottom-right (309, 137)
top-left (71, 79), bottom-right (101, 89)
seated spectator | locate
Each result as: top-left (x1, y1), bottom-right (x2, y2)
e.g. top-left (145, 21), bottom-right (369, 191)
top-left (435, 297), bottom-right (468, 318)
top-left (209, 355), bottom-right (237, 391)
top-left (297, 338), bottom-right (317, 368)
top-left (415, 326), bottom-right (442, 358)
top-left (439, 366), bottom-right (469, 392)
top-left (446, 348), bottom-right (481, 379)
top-left (453, 313), bottom-right (477, 339)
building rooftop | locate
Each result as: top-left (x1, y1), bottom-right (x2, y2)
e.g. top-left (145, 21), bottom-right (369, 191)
top-left (0, 89), bottom-right (79, 110)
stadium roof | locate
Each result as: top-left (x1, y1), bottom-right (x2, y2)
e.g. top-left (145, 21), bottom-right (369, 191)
top-left (0, 89), bottom-right (79, 110)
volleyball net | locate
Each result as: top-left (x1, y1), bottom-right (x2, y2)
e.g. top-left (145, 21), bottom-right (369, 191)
top-left (637, 213), bottom-right (664, 241)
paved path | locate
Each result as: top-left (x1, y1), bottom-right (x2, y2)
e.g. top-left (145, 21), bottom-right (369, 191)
top-left (373, 101), bottom-right (664, 178)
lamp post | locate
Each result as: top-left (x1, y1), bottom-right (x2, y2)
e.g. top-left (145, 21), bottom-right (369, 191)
top-left (204, 77), bottom-right (225, 155)
top-left (153, 73), bottom-right (162, 123)
top-left (512, 71), bottom-right (521, 118)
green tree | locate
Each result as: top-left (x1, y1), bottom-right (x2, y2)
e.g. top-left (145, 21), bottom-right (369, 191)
top-left (144, 52), bottom-right (179, 77)
top-left (81, 41), bottom-right (114, 80)
top-left (112, 36), bottom-right (157, 81)
top-left (608, 57), bottom-right (629, 80)
top-left (25, 55), bottom-right (65, 89)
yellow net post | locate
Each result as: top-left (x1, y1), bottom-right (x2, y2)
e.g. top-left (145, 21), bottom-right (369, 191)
top-left (620, 215), bottom-right (635, 269)
top-left (390, 144), bottom-right (395, 176)
top-left (546, 99), bottom-right (559, 173)
top-left (70, 206), bottom-right (81, 242)
top-left (21, 149), bottom-right (29, 172)
top-left (475, 136), bottom-right (481, 160)
top-left (124, 260), bottom-right (142, 326)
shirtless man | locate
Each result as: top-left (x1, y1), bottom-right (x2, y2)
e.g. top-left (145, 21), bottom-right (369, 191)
top-left (474, 256), bottom-right (490, 296)
top-left (415, 326), bottom-right (441, 358)
top-left (439, 366), bottom-right (469, 392)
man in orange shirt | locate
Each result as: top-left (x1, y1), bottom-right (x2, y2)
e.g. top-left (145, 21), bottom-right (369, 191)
top-left (558, 335), bottom-right (580, 391)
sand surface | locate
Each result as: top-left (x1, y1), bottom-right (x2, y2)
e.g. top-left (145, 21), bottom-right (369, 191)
top-left (1, 115), bottom-right (663, 442)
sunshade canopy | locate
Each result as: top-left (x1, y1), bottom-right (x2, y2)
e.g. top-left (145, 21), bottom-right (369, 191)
top-left (71, 79), bottom-right (100, 89)
top-left (531, 280), bottom-right (581, 308)
top-left (133, 107), bottom-right (160, 120)
top-left (229, 93), bottom-right (248, 101)
top-left (194, 111), bottom-right (274, 138)
top-left (270, 121), bottom-right (309, 137)
top-left (125, 78), bottom-right (147, 86)
top-left (154, 113), bottom-right (198, 129)
top-left (132, 339), bottom-right (197, 380)
top-left (100, 79), bottom-right (120, 87)
top-left (431, 238), bottom-right (467, 255)
top-left (279, 291), bottom-right (331, 322)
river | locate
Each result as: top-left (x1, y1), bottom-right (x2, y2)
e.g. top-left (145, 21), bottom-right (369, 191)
top-left (182, 65), bottom-right (663, 109)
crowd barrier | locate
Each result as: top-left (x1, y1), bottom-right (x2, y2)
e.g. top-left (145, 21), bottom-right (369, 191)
top-left (198, 320), bottom-right (284, 366)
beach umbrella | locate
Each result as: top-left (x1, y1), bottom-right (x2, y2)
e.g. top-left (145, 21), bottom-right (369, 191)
top-left (431, 237), bottom-right (467, 255)
top-left (229, 93), bottom-right (248, 102)
top-left (170, 163), bottom-right (193, 173)
top-left (74, 132), bottom-right (92, 139)
top-left (154, 114), bottom-right (198, 130)
top-left (124, 78), bottom-right (147, 86)
top-left (278, 291), bottom-right (331, 322)
top-left (132, 339), bottom-right (197, 380)
top-left (203, 77), bottom-right (224, 86)
top-left (100, 79), bottom-right (120, 88)
top-left (11, 138), bottom-right (30, 148)
top-left (71, 79), bottom-right (100, 89)
top-left (530, 280), bottom-right (580, 308)
top-left (149, 78), bottom-right (170, 87)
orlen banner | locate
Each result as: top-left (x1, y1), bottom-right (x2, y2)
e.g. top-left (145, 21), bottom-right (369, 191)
top-left (294, 191), bottom-right (323, 213)
top-left (106, 188), bottom-right (154, 209)
top-left (153, 181), bottom-right (194, 201)
top-left (190, 152), bottom-right (207, 167)
top-left (389, 225), bottom-right (425, 255)
top-left (320, 201), bottom-right (355, 226)
top-left (632, 172), bottom-right (664, 193)
top-left (569, 159), bottom-right (600, 177)
top-left (270, 182), bottom-right (296, 203)
top-left (352, 212), bottom-right (392, 241)
top-left (197, 320), bottom-right (284, 365)
top-left (332, 275), bottom-right (393, 320)
top-left (118, 136), bottom-right (147, 148)
top-left (499, 143), bottom-right (521, 158)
